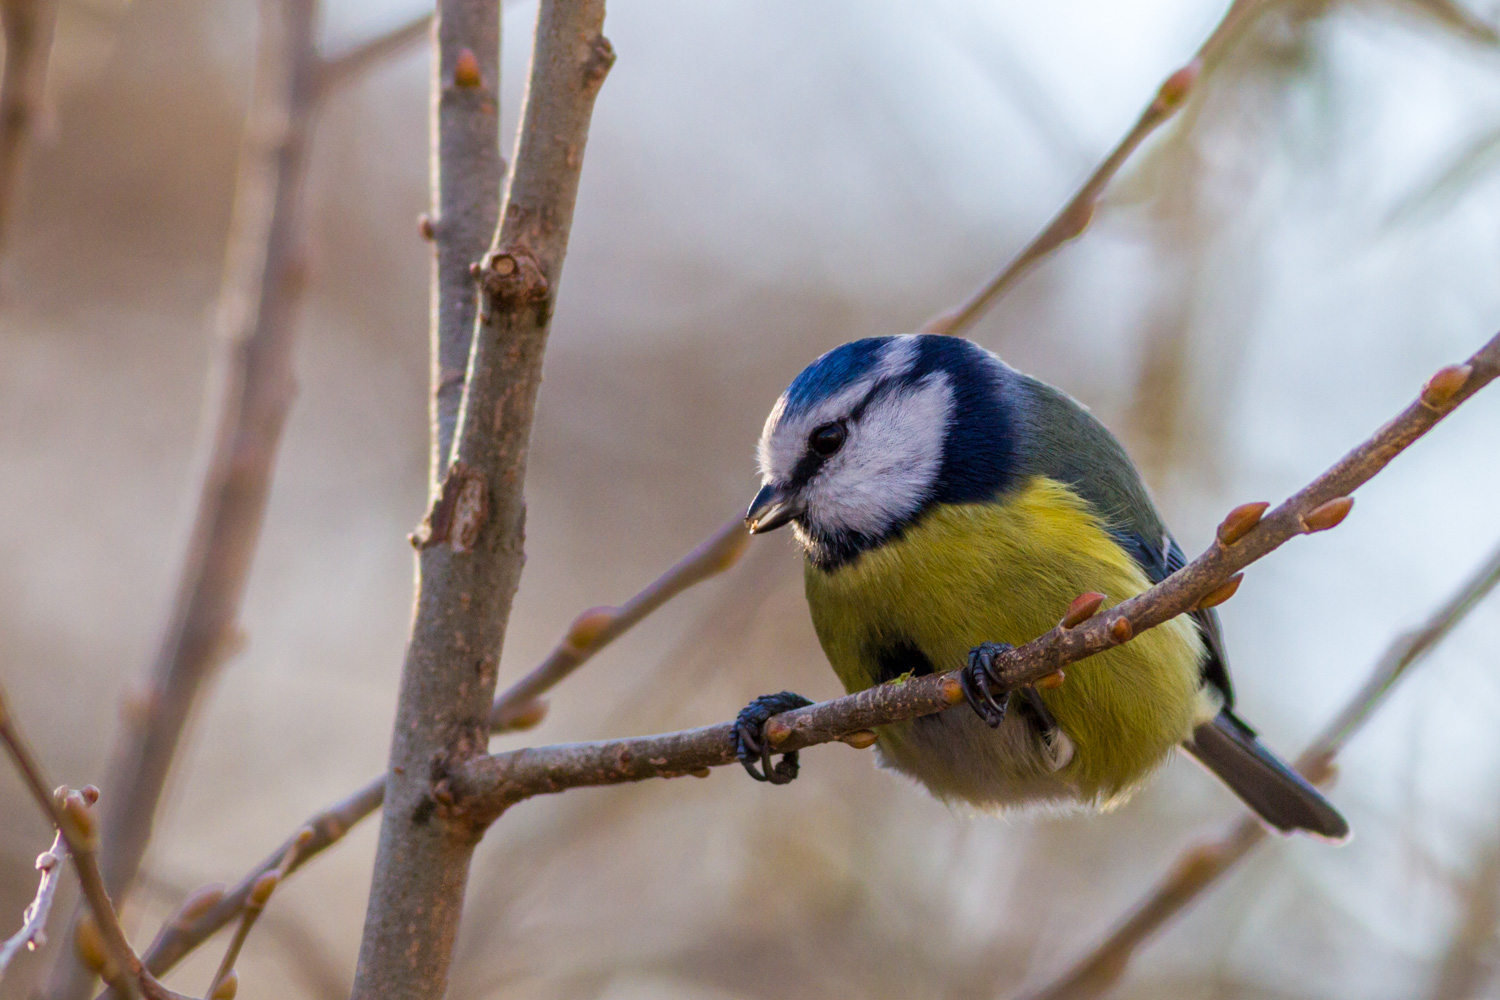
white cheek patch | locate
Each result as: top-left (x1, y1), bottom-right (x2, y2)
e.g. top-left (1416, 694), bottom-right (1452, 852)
top-left (803, 373), bottom-right (952, 538)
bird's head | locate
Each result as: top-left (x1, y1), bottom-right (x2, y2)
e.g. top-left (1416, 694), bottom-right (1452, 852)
top-left (748, 334), bottom-right (1020, 569)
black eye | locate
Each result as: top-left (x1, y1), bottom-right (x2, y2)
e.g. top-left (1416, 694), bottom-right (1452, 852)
top-left (808, 422), bottom-right (846, 457)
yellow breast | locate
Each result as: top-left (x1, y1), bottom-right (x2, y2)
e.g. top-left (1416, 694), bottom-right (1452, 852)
top-left (803, 476), bottom-right (1209, 806)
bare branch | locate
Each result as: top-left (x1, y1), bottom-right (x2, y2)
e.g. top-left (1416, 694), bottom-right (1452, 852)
top-left (0, 0), bottom-right (58, 265)
top-left (44, 5), bottom-right (324, 997)
top-left (0, 688), bottom-right (142, 1000)
top-left (924, 0), bottom-right (1270, 337)
top-left (0, 829), bottom-right (65, 978)
top-left (123, 519), bottom-right (748, 984)
top-left (350, 2), bottom-right (613, 997)
top-left (1022, 539), bottom-right (1500, 1000)
top-left (316, 12), bottom-right (433, 99)
top-left (447, 332), bottom-right (1500, 822)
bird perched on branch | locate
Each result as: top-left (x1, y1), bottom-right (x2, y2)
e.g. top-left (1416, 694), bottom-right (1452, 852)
top-left (738, 334), bottom-right (1347, 839)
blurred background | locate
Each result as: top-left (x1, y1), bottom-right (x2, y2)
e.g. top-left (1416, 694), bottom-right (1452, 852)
top-left (2, 0), bottom-right (1500, 997)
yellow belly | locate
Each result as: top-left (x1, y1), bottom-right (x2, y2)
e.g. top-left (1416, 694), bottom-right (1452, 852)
top-left (804, 476), bottom-right (1209, 808)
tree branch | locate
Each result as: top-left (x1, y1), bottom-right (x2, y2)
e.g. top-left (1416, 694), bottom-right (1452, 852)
top-left (349, 2), bottom-right (613, 997)
top-left (0, 829), bottom-right (64, 978)
top-left (0, 0), bottom-right (58, 267)
top-left (1021, 536), bottom-right (1500, 1000)
top-left (315, 12), bottom-right (433, 99)
top-left (120, 515), bottom-right (748, 986)
top-left (923, 0), bottom-right (1271, 337)
top-left (446, 331), bottom-right (1500, 823)
top-left (44, 5), bottom-right (324, 998)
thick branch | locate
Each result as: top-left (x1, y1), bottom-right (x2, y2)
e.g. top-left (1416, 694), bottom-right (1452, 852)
top-left (1023, 537), bottom-right (1500, 1000)
top-left (924, 0), bottom-right (1269, 337)
top-left (350, 3), bottom-right (613, 998)
top-left (448, 332), bottom-right (1500, 822)
top-left (44, 6), bottom-right (322, 999)
top-left (0, 0), bottom-right (58, 266)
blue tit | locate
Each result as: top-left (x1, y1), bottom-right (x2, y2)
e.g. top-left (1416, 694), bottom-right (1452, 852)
top-left (736, 334), bottom-right (1347, 839)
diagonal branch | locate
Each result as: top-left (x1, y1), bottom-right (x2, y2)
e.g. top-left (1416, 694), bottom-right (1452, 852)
top-left (924, 0), bottom-right (1272, 337)
top-left (349, 2), bottom-right (614, 998)
top-left (0, 0), bottom-right (59, 267)
top-left (0, 829), bottom-right (65, 978)
top-left (1021, 537), bottom-right (1500, 1000)
top-left (446, 332), bottom-right (1500, 822)
top-left (315, 12), bottom-right (433, 98)
top-left (124, 516), bottom-right (750, 985)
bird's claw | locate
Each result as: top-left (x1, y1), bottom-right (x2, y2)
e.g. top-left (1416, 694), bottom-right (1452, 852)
top-left (735, 691), bottom-right (814, 784)
top-left (962, 641), bottom-right (1015, 728)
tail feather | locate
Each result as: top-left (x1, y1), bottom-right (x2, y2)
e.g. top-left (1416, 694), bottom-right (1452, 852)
top-left (1183, 710), bottom-right (1349, 841)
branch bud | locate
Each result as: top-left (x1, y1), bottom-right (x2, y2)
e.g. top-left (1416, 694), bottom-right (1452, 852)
top-left (453, 48), bottom-right (482, 88)
top-left (1216, 501), bottom-right (1269, 546)
top-left (248, 871), bottom-right (280, 909)
top-left (211, 969), bottom-right (239, 1000)
top-left (1109, 617), bottom-right (1134, 643)
top-left (173, 884), bottom-right (228, 927)
top-left (1421, 364), bottom-right (1471, 409)
top-left (1302, 496), bottom-right (1353, 533)
top-left (1035, 670), bottom-right (1066, 691)
top-left (73, 914), bottom-right (107, 973)
top-left (839, 730), bottom-right (878, 749)
top-left (1061, 592), bottom-right (1106, 628)
top-left (1153, 60), bottom-right (1201, 113)
top-left (1195, 573), bottom-right (1242, 610)
top-left (564, 607), bottom-right (618, 653)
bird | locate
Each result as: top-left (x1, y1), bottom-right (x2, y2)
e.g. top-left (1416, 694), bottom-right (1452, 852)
top-left (736, 333), bottom-right (1348, 839)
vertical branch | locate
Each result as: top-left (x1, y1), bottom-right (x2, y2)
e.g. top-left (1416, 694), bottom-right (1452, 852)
top-left (428, 0), bottom-right (502, 479)
top-left (350, 2), bottom-right (612, 997)
top-left (0, 0), bottom-right (57, 265)
top-left (44, 1), bottom-right (321, 997)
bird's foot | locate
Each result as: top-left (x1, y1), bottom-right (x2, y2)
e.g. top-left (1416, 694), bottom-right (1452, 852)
top-left (735, 691), bottom-right (814, 784)
top-left (1020, 688), bottom-right (1075, 772)
top-left (961, 641), bottom-right (1015, 728)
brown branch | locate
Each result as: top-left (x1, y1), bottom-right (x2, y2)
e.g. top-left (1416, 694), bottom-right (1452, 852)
top-left (0, 0), bottom-right (58, 266)
top-left (425, 0), bottom-right (503, 482)
top-left (121, 519), bottom-right (749, 986)
top-left (1021, 537), bottom-right (1500, 1000)
top-left (0, 686), bottom-right (142, 1000)
top-left (447, 331), bottom-right (1500, 822)
top-left (349, 2), bottom-right (613, 998)
top-left (923, 0), bottom-right (1272, 337)
top-left (43, 5), bottom-right (323, 998)
top-left (0, 829), bottom-right (64, 978)
top-left (315, 12), bottom-right (433, 98)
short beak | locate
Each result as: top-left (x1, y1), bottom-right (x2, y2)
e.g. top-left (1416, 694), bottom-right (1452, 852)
top-left (746, 483), bottom-right (802, 534)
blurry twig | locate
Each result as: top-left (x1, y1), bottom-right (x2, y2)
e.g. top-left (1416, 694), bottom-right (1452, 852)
top-left (924, 0), bottom-right (1273, 337)
top-left (491, 517), bottom-right (751, 728)
top-left (203, 830), bottom-right (306, 1000)
top-left (0, 829), bottom-right (64, 977)
top-left (1, 685), bottom-right (147, 1000)
top-left (448, 334), bottom-right (1500, 819)
top-left (47, 2), bottom-right (440, 998)
top-left (1022, 539), bottom-right (1500, 1000)
top-left (1392, 0), bottom-right (1500, 46)
top-left (0, 0), bottom-right (58, 265)
top-left (316, 11), bottom-right (432, 97)
top-left (1427, 837), bottom-right (1500, 1000)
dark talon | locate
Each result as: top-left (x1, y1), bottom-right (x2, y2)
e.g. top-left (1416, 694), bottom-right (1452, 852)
top-left (734, 691), bottom-right (814, 785)
top-left (962, 642), bottom-right (1016, 728)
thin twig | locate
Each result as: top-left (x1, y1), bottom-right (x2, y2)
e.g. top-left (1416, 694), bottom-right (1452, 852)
top-left (49, 7), bottom-right (324, 998)
top-left (447, 332), bottom-right (1500, 821)
top-left (491, 516), bottom-right (752, 728)
top-left (0, 829), bottom-right (65, 978)
top-left (0, 686), bottom-right (143, 1000)
top-left (1021, 539), bottom-right (1500, 1000)
top-left (204, 831), bottom-right (305, 1000)
top-left (316, 12), bottom-right (433, 98)
top-left (0, 0), bottom-right (59, 265)
top-left (923, 0), bottom-right (1271, 337)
